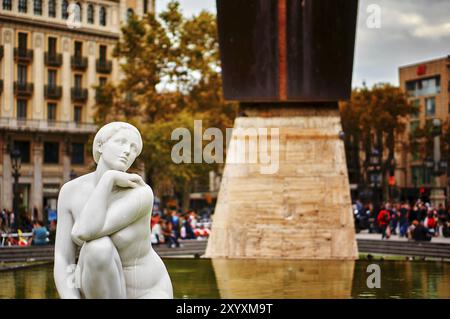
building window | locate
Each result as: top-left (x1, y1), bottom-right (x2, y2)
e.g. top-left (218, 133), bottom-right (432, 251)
top-left (33, 0), bottom-right (42, 15)
top-left (62, 0), bottom-right (69, 19)
top-left (99, 6), bottom-right (106, 26)
top-left (74, 41), bottom-right (82, 57)
top-left (127, 8), bottom-right (134, 21)
top-left (424, 165), bottom-right (432, 185)
top-left (18, 33), bottom-right (28, 51)
top-left (48, 69), bottom-right (57, 87)
top-left (17, 99), bottom-right (27, 119)
top-left (3, 0), bottom-right (12, 10)
top-left (406, 76), bottom-right (441, 97)
top-left (47, 103), bottom-right (57, 121)
top-left (18, 0), bottom-right (27, 13)
top-left (422, 77), bottom-right (441, 95)
top-left (13, 141), bottom-right (30, 163)
top-left (75, 2), bottom-right (82, 23)
top-left (143, 0), bottom-right (148, 14)
top-left (71, 143), bottom-right (84, 164)
top-left (48, 37), bottom-right (57, 55)
top-left (99, 45), bottom-right (107, 61)
top-left (74, 105), bottom-right (82, 123)
top-left (18, 64), bottom-right (28, 83)
top-left (411, 165), bottom-right (431, 186)
top-left (48, 0), bottom-right (56, 17)
top-left (425, 97), bottom-right (435, 117)
top-left (99, 76), bottom-right (107, 86)
top-left (74, 74), bottom-right (82, 88)
top-left (411, 165), bottom-right (423, 187)
top-left (44, 142), bottom-right (59, 164)
top-left (87, 4), bottom-right (94, 24)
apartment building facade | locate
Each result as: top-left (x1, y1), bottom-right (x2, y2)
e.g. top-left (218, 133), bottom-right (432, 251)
top-left (396, 55), bottom-right (450, 201)
top-left (0, 0), bottom-right (154, 220)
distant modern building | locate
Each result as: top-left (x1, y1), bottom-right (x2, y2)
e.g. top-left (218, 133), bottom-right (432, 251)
top-left (396, 55), bottom-right (450, 201)
top-left (0, 0), bottom-right (154, 221)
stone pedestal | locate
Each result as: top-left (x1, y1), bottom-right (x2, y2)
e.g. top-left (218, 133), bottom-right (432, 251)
top-left (205, 104), bottom-right (358, 260)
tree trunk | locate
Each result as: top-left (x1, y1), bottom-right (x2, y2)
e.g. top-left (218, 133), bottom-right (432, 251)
top-left (181, 180), bottom-right (191, 213)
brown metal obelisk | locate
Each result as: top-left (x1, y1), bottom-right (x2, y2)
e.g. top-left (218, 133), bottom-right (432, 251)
top-left (205, 0), bottom-right (359, 259)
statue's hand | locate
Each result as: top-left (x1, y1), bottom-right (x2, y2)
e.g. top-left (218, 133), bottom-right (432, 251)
top-left (103, 171), bottom-right (146, 189)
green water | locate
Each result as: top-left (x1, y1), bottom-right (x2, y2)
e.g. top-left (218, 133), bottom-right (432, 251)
top-left (0, 259), bottom-right (448, 299)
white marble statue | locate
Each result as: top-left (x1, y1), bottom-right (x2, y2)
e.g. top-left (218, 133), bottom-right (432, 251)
top-left (54, 122), bottom-right (173, 299)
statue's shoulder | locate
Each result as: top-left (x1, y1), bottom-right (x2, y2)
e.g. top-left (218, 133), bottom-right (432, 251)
top-left (59, 173), bottom-right (95, 198)
top-left (138, 183), bottom-right (154, 209)
top-left (140, 183), bottom-right (154, 199)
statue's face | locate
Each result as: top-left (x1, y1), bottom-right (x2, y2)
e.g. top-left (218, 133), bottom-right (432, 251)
top-left (100, 129), bottom-right (140, 172)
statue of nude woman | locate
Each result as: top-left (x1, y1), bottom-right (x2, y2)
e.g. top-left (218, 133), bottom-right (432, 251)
top-left (54, 122), bottom-right (173, 299)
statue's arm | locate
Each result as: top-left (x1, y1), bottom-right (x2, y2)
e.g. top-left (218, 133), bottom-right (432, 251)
top-left (54, 184), bottom-right (80, 299)
top-left (70, 172), bottom-right (113, 243)
top-left (71, 171), bottom-right (151, 242)
top-left (91, 185), bottom-right (153, 240)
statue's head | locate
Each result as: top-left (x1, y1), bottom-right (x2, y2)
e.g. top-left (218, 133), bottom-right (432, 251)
top-left (93, 122), bottom-right (143, 172)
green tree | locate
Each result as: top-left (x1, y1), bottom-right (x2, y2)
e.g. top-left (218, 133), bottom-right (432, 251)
top-left (94, 1), bottom-right (237, 209)
top-left (340, 83), bottom-right (417, 201)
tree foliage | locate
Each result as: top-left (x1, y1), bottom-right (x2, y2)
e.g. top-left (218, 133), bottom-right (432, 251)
top-left (94, 1), bottom-right (237, 202)
top-left (340, 83), bottom-right (417, 196)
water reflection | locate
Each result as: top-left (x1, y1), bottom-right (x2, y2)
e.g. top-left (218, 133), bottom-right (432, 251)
top-left (0, 265), bottom-right (59, 299)
top-left (164, 259), bottom-right (220, 299)
top-left (211, 259), bottom-right (355, 298)
top-left (0, 259), bottom-right (448, 299)
top-left (352, 261), bottom-right (450, 299)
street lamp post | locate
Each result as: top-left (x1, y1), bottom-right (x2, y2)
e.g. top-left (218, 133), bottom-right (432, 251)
top-left (369, 149), bottom-right (382, 209)
top-left (429, 119), bottom-right (446, 207)
top-left (11, 148), bottom-right (22, 230)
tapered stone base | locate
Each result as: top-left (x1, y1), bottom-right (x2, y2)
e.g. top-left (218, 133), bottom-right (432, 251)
top-left (205, 104), bottom-right (358, 260)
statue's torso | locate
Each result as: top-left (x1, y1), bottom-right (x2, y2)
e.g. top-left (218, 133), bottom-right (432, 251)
top-left (69, 173), bottom-right (152, 263)
top-left (67, 173), bottom-right (172, 298)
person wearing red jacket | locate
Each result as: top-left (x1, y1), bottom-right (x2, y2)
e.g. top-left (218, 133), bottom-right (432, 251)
top-left (377, 206), bottom-right (391, 239)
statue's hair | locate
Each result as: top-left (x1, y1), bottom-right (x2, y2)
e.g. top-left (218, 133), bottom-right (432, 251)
top-left (92, 122), bottom-right (143, 164)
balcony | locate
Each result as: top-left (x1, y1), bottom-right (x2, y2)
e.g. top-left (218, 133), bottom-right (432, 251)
top-left (44, 85), bottom-right (62, 99)
top-left (14, 48), bottom-right (33, 63)
top-left (14, 81), bottom-right (34, 97)
top-left (0, 117), bottom-right (97, 134)
top-left (71, 55), bottom-right (88, 70)
top-left (45, 52), bottom-right (62, 67)
top-left (95, 87), bottom-right (112, 104)
top-left (71, 87), bottom-right (88, 102)
top-left (96, 59), bottom-right (112, 74)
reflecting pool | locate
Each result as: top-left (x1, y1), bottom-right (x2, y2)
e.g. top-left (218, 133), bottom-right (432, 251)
top-left (0, 259), bottom-right (448, 299)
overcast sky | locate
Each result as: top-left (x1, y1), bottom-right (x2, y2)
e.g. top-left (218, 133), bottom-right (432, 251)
top-left (156, 0), bottom-right (450, 88)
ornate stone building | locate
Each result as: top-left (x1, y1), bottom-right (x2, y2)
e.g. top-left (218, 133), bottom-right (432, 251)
top-left (0, 0), bottom-right (154, 221)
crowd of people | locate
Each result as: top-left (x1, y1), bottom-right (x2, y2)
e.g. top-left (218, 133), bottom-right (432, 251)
top-left (150, 209), bottom-right (212, 248)
top-left (4, 198), bottom-right (448, 247)
top-left (1, 205), bottom-right (212, 248)
top-left (353, 199), bottom-right (450, 241)
top-left (1, 208), bottom-right (51, 246)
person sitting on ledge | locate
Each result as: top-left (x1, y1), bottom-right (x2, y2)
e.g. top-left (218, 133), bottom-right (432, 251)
top-left (31, 220), bottom-right (49, 246)
top-left (412, 221), bottom-right (432, 242)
